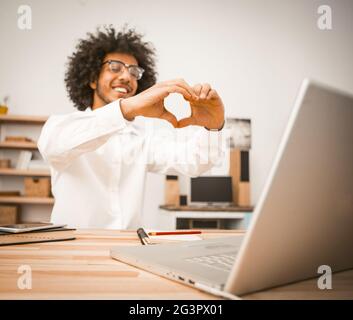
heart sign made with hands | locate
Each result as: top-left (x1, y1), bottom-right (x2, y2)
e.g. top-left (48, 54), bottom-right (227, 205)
top-left (119, 79), bottom-right (225, 130)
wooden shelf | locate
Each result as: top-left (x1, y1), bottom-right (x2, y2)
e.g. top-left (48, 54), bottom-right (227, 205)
top-left (0, 114), bottom-right (48, 125)
top-left (0, 196), bottom-right (54, 205)
top-left (159, 204), bottom-right (254, 212)
top-left (0, 141), bottom-right (38, 150)
top-left (0, 168), bottom-right (50, 176)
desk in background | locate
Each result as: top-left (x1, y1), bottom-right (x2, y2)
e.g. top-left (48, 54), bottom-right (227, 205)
top-left (158, 205), bottom-right (254, 230)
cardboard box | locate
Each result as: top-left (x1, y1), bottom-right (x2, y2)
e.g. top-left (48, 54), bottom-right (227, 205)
top-left (0, 159), bottom-right (11, 168)
top-left (24, 177), bottom-right (51, 197)
top-left (0, 206), bottom-right (18, 224)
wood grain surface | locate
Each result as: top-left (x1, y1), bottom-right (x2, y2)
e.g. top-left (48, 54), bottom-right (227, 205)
top-left (0, 229), bottom-right (352, 300)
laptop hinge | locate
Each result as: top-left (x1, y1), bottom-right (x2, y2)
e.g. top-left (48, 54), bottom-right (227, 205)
top-left (194, 282), bottom-right (240, 300)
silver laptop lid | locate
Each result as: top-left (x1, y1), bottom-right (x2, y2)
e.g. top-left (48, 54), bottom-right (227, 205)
top-left (226, 79), bottom-right (353, 295)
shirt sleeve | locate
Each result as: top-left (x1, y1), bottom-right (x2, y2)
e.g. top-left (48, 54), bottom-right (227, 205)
top-left (145, 126), bottom-right (224, 177)
top-left (38, 99), bottom-right (129, 171)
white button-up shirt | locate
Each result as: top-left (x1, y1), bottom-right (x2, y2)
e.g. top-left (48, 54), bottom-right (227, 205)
top-left (38, 99), bottom-right (223, 229)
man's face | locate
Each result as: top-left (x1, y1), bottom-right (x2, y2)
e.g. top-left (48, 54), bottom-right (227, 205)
top-left (90, 52), bottom-right (139, 110)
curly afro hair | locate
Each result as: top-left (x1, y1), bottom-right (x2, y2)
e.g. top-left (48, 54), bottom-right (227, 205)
top-left (65, 25), bottom-right (157, 110)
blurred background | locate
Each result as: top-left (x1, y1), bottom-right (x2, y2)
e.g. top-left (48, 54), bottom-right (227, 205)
top-left (0, 0), bottom-right (352, 227)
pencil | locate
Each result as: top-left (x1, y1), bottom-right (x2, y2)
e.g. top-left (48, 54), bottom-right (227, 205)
top-left (148, 230), bottom-right (202, 236)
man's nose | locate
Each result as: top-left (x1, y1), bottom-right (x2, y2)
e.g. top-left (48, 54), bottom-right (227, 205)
top-left (117, 67), bottom-right (132, 82)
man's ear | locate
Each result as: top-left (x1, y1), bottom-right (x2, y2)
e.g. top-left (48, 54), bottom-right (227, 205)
top-left (89, 81), bottom-right (97, 90)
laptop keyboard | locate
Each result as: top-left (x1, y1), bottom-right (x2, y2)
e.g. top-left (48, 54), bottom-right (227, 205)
top-left (185, 252), bottom-right (237, 272)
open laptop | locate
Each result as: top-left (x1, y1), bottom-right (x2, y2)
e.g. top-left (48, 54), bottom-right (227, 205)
top-left (111, 79), bottom-right (353, 298)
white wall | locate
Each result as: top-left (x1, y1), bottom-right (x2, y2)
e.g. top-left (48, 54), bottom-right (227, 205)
top-left (1, 0), bottom-right (352, 225)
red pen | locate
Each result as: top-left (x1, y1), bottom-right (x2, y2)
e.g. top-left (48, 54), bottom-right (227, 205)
top-left (147, 230), bottom-right (202, 236)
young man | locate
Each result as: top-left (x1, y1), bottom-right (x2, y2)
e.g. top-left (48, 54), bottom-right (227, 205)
top-left (38, 26), bottom-right (225, 229)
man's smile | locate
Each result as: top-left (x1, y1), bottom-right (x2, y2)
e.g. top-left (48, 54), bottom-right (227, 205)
top-left (111, 83), bottom-right (131, 95)
top-left (113, 87), bottom-right (128, 93)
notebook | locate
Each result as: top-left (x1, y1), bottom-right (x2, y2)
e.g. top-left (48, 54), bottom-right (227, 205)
top-left (0, 228), bottom-right (76, 246)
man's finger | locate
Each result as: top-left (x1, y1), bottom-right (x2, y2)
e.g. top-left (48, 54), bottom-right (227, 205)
top-left (158, 79), bottom-right (198, 100)
top-left (166, 85), bottom-right (193, 101)
top-left (199, 83), bottom-right (211, 99)
top-left (193, 84), bottom-right (202, 96)
top-left (169, 78), bottom-right (197, 98)
top-left (153, 85), bottom-right (192, 100)
top-left (207, 89), bottom-right (218, 100)
top-left (160, 108), bottom-right (178, 128)
top-left (177, 117), bottom-right (196, 128)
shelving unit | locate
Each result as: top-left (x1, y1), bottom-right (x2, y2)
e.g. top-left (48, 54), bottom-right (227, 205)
top-left (0, 114), bottom-right (48, 125)
top-left (0, 196), bottom-right (54, 205)
top-left (0, 141), bottom-right (38, 150)
top-left (0, 114), bottom-right (53, 222)
top-left (0, 168), bottom-right (50, 177)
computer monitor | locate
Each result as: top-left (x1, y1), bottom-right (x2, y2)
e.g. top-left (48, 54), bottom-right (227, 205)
top-left (190, 176), bottom-right (233, 205)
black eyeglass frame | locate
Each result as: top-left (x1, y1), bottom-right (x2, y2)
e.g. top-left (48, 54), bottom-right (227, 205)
top-left (101, 59), bottom-right (145, 80)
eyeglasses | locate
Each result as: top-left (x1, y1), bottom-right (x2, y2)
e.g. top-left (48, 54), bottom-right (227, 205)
top-left (102, 60), bottom-right (144, 80)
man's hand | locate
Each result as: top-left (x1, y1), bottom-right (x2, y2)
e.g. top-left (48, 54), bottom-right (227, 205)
top-left (120, 79), bottom-right (198, 128)
top-left (120, 80), bottom-right (224, 130)
top-left (178, 83), bottom-right (225, 130)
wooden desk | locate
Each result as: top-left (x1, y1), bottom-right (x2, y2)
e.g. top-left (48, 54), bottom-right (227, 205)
top-left (0, 229), bottom-right (352, 300)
